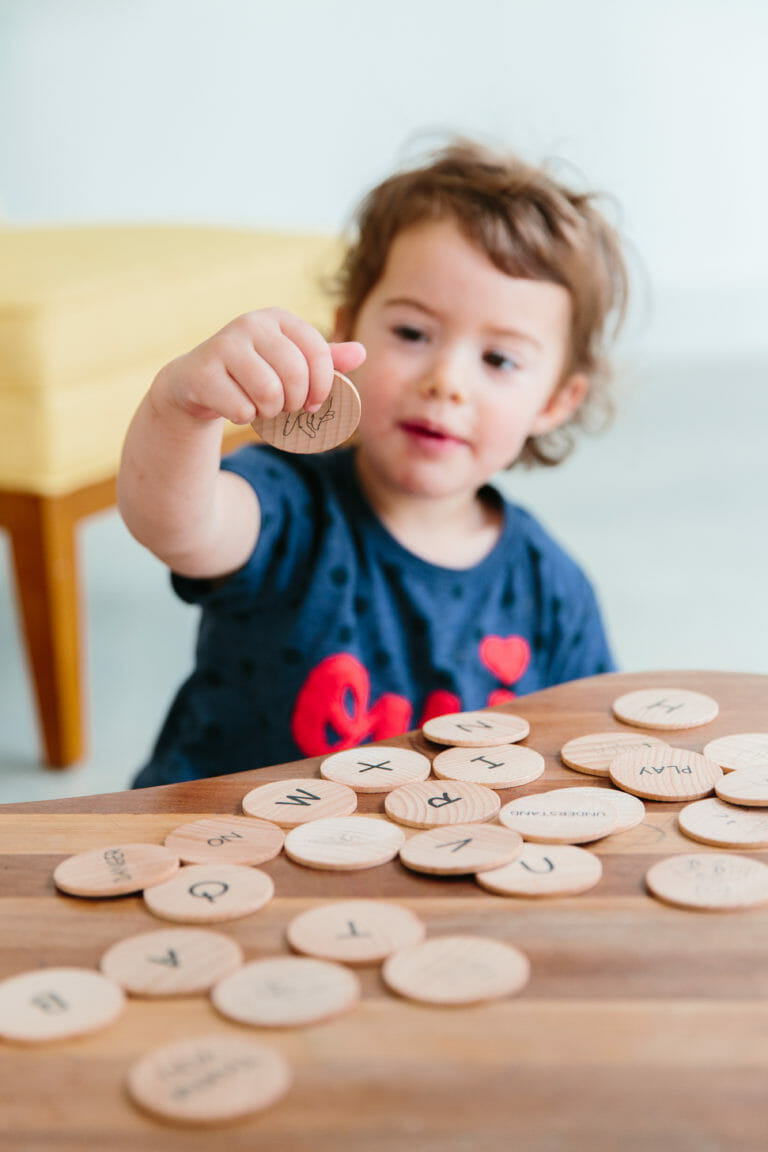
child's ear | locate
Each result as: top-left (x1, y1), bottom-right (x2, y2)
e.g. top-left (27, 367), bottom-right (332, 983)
top-left (530, 372), bottom-right (589, 436)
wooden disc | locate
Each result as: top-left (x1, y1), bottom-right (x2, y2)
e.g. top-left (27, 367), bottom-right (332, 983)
top-left (241, 777), bottom-right (357, 828)
top-left (498, 789), bottom-right (618, 844)
top-left (399, 823), bottom-right (524, 876)
top-left (127, 1033), bottom-right (291, 1125)
top-left (286, 900), bottom-right (426, 964)
top-left (557, 786), bottom-right (646, 834)
top-left (143, 863), bottom-right (274, 923)
top-left (612, 688), bottom-right (719, 730)
top-left (703, 733), bottom-right (768, 774)
top-left (0, 967), bottom-right (125, 1043)
top-left (382, 935), bottom-right (530, 1005)
top-left (320, 746), bottom-right (431, 793)
top-left (678, 797), bottom-right (768, 849)
top-left (53, 843), bottom-right (180, 897)
top-left (716, 768), bottom-right (768, 807)
top-left (609, 745), bottom-right (722, 802)
top-left (384, 779), bottom-right (500, 829)
top-left (476, 843), bottom-right (603, 898)
top-left (211, 956), bottom-right (360, 1027)
top-left (251, 371), bottom-right (360, 454)
top-left (422, 710), bottom-right (530, 748)
top-left (283, 816), bottom-right (405, 871)
top-left (560, 731), bottom-right (668, 778)
top-left (100, 928), bottom-right (244, 996)
top-left (645, 852), bottom-right (768, 911)
top-left (164, 815), bottom-right (284, 866)
top-left (432, 743), bottom-right (544, 789)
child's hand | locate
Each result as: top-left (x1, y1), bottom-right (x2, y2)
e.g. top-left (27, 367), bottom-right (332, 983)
top-left (152, 308), bottom-right (366, 425)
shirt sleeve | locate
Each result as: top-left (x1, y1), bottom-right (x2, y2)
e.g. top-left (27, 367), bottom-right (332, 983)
top-left (545, 571), bottom-right (616, 684)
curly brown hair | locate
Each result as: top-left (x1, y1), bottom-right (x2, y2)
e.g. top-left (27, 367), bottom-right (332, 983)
top-left (331, 139), bottom-right (629, 467)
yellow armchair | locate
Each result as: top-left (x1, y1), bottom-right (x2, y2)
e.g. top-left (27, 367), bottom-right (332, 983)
top-left (0, 225), bottom-right (337, 766)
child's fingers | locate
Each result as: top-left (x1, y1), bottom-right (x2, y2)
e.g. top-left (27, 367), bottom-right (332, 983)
top-left (268, 309), bottom-right (337, 412)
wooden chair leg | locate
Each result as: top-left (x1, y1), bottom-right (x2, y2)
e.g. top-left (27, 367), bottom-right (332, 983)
top-left (2, 491), bottom-right (85, 767)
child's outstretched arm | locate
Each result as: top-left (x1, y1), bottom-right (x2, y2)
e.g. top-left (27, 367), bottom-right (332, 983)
top-left (117, 308), bottom-right (365, 579)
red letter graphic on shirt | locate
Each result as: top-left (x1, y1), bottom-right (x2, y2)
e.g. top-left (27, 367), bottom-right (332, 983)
top-left (291, 653), bottom-right (413, 757)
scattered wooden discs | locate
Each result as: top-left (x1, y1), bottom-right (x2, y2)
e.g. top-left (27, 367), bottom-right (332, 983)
top-left (421, 710), bottom-right (530, 748)
top-left (127, 1033), bottom-right (291, 1126)
top-left (560, 731), bottom-right (667, 778)
top-left (645, 852), bottom-right (768, 911)
top-left (703, 733), bottom-right (768, 774)
top-left (399, 823), bottom-right (523, 876)
top-left (283, 816), bottom-right (405, 871)
top-left (557, 786), bottom-right (646, 834)
top-left (497, 789), bottom-right (618, 844)
top-left (320, 745), bottom-right (431, 793)
top-left (382, 935), bottom-right (530, 1005)
top-left (241, 777), bottom-right (357, 827)
top-left (432, 743), bottom-right (544, 789)
top-left (53, 842), bottom-right (180, 897)
top-left (476, 843), bottom-right (603, 898)
top-left (609, 745), bottom-right (722, 802)
top-left (384, 779), bottom-right (500, 829)
top-left (211, 956), bottom-right (360, 1027)
top-left (100, 928), bottom-right (244, 996)
top-left (251, 370), bottom-right (361, 454)
top-left (612, 688), bottom-right (719, 730)
top-left (0, 967), bottom-right (125, 1043)
top-left (143, 863), bottom-right (274, 923)
top-left (678, 798), bottom-right (768, 849)
top-left (164, 815), bottom-right (284, 866)
top-left (286, 900), bottom-right (426, 964)
top-left (716, 768), bottom-right (768, 807)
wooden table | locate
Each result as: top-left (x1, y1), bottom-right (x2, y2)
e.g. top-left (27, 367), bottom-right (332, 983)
top-left (2, 669), bottom-right (767, 1152)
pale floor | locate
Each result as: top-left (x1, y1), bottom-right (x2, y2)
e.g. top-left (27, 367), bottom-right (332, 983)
top-left (1, 358), bottom-right (766, 804)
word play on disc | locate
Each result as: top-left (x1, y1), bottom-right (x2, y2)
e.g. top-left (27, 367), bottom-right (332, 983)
top-left (422, 710), bottom-right (530, 748)
top-left (286, 899), bottom-right (426, 964)
top-left (611, 688), bottom-right (719, 731)
top-left (319, 745), bottom-right (431, 793)
top-left (53, 842), bottom-right (180, 898)
top-left (678, 797), bottom-right (768, 849)
top-left (560, 731), bottom-right (667, 778)
top-left (100, 928), bottom-right (244, 996)
top-left (645, 852), bottom-right (768, 911)
top-left (609, 745), bottom-right (722, 802)
top-left (498, 789), bottom-right (618, 844)
top-left (475, 842), bottom-right (603, 898)
top-left (164, 815), bottom-right (284, 866)
top-left (382, 935), bottom-right (530, 1006)
top-left (384, 779), bottom-right (500, 829)
top-left (127, 1033), bottom-right (291, 1126)
top-left (432, 743), bottom-right (544, 789)
top-left (703, 732), bottom-right (768, 774)
top-left (0, 967), bottom-right (125, 1043)
top-left (211, 956), bottom-right (360, 1028)
top-left (143, 863), bottom-right (274, 923)
top-left (251, 371), bottom-right (360, 454)
top-left (399, 822), bottom-right (523, 876)
top-left (283, 815), bottom-right (405, 871)
top-left (241, 777), bottom-right (357, 827)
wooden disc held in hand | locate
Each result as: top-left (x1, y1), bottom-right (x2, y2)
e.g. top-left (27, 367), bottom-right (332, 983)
top-left (251, 371), bottom-right (360, 454)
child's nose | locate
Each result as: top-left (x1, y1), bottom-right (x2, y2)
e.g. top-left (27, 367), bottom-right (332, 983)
top-left (419, 356), bottom-right (468, 404)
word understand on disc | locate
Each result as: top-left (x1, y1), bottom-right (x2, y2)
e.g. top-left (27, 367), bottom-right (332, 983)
top-left (498, 788), bottom-right (618, 844)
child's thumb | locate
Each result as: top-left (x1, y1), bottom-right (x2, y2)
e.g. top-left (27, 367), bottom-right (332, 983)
top-left (329, 341), bottom-right (366, 374)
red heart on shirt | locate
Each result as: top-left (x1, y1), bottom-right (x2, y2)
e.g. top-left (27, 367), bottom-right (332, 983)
top-left (479, 635), bottom-right (530, 686)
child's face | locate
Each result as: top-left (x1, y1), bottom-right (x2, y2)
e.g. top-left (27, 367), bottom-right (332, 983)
top-left (339, 218), bottom-right (586, 506)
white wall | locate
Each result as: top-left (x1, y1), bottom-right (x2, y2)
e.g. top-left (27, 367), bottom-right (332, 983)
top-left (1, 0), bottom-right (767, 361)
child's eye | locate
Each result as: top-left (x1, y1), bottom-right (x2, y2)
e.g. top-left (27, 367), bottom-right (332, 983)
top-left (483, 350), bottom-right (519, 372)
top-left (393, 324), bottom-right (427, 343)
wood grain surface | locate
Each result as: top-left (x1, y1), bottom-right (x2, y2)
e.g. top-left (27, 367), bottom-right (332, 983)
top-left (2, 669), bottom-right (768, 1152)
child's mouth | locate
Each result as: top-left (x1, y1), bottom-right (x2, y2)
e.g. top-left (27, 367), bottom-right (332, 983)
top-left (400, 421), bottom-right (463, 446)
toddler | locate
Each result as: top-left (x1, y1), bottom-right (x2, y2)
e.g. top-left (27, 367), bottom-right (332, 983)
top-left (118, 140), bottom-right (628, 787)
